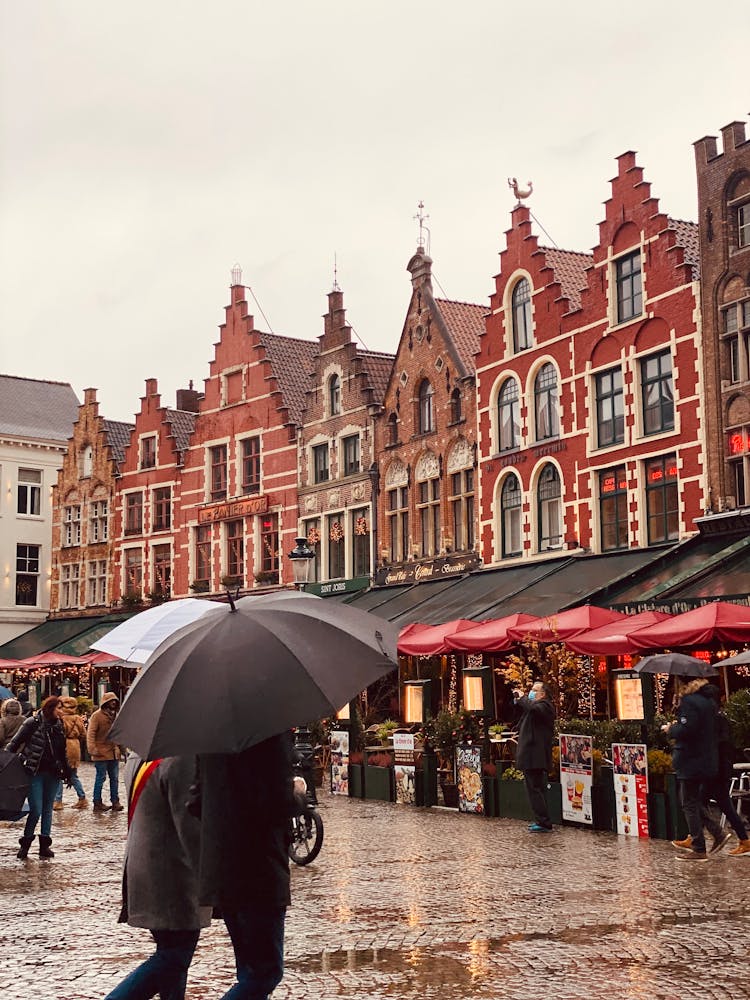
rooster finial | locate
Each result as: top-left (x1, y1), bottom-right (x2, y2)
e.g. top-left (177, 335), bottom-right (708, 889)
top-left (508, 177), bottom-right (533, 205)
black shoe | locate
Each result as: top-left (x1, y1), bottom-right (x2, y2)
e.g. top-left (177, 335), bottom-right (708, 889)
top-left (16, 837), bottom-right (33, 860)
top-left (38, 836), bottom-right (54, 859)
top-left (709, 831), bottom-right (732, 855)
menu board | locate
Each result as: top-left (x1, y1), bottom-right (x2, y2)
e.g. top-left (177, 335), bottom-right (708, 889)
top-left (330, 729), bottom-right (349, 796)
top-left (393, 732), bottom-right (416, 805)
top-left (612, 743), bottom-right (649, 838)
top-left (456, 744), bottom-right (484, 815)
top-left (613, 672), bottom-right (645, 720)
top-left (559, 734), bottom-right (593, 825)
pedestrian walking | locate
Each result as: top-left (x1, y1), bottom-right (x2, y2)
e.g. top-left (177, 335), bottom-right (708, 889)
top-left (0, 698), bottom-right (25, 748)
top-left (665, 678), bottom-right (719, 862)
top-left (87, 692), bottom-right (123, 812)
top-left (514, 680), bottom-right (556, 833)
top-left (53, 696), bottom-right (88, 810)
top-left (104, 754), bottom-right (211, 1000)
top-left (14, 688), bottom-right (33, 717)
top-left (192, 732), bottom-right (295, 1000)
top-left (7, 696), bottom-right (70, 859)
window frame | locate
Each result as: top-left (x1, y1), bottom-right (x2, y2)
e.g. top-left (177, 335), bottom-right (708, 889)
top-left (86, 559), bottom-right (107, 607)
top-left (17, 468), bottom-right (42, 517)
top-left (449, 469), bottom-right (474, 553)
top-left (152, 487), bottom-right (172, 533)
top-left (417, 379), bottom-right (435, 435)
top-left (595, 367), bottom-right (625, 448)
top-left (738, 202), bottom-right (750, 249)
top-left (614, 250), bottom-right (643, 325)
top-left (312, 443), bottom-right (330, 484)
top-left (497, 378), bottom-right (520, 452)
top-left (329, 374), bottom-right (342, 416)
top-left (140, 436), bottom-right (157, 470)
top-left (645, 454), bottom-right (679, 545)
top-left (209, 445), bottom-right (228, 501)
top-left (534, 363), bottom-right (560, 441)
top-left (16, 543), bottom-right (40, 606)
top-left (537, 464), bottom-right (562, 552)
top-left (225, 519), bottom-right (244, 580)
top-left (63, 504), bottom-right (82, 547)
top-left (259, 513), bottom-right (280, 578)
top-left (124, 548), bottom-right (143, 598)
top-left (194, 525), bottom-right (212, 586)
top-left (89, 499), bottom-right (109, 543)
top-left (511, 278), bottom-right (533, 353)
top-left (124, 492), bottom-right (144, 536)
top-left (386, 486), bottom-right (408, 562)
top-left (241, 436), bottom-right (261, 495)
top-left (416, 476), bottom-right (440, 557)
top-left (641, 349), bottom-right (675, 436)
top-left (342, 434), bottom-right (361, 477)
top-left (599, 466), bottom-right (629, 552)
top-left (500, 475), bottom-right (522, 559)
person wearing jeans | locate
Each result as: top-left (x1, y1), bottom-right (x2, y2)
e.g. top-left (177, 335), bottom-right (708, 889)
top-left (54, 696), bottom-right (88, 810)
top-left (86, 692), bottom-right (123, 811)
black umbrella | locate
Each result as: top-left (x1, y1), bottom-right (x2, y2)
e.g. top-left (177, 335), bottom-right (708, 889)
top-left (0, 750), bottom-right (31, 821)
top-left (633, 652), bottom-right (719, 677)
top-left (109, 592), bottom-right (399, 758)
top-left (716, 649), bottom-right (750, 668)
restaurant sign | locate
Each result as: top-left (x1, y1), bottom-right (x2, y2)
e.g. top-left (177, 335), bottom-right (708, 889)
top-left (374, 551), bottom-right (481, 587)
top-left (198, 495), bottom-right (269, 523)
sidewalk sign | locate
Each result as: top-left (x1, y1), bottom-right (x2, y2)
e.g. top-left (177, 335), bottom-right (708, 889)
top-left (559, 733), bottom-right (593, 825)
top-left (393, 733), bottom-right (416, 804)
top-left (612, 743), bottom-right (649, 838)
top-left (330, 729), bottom-right (349, 795)
top-left (456, 743), bottom-right (484, 814)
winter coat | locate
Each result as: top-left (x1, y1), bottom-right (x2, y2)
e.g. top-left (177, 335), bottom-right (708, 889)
top-left (515, 695), bottom-right (556, 772)
top-left (668, 680), bottom-right (718, 781)
top-left (59, 697), bottom-right (86, 769)
top-left (86, 694), bottom-right (121, 761)
top-left (7, 713), bottom-right (70, 779)
top-left (119, 754), bottom-right (211, 931)
top-left (0, 699), bottom-right (24, 748)
top-left (197, 732), bottom-right (295, 912)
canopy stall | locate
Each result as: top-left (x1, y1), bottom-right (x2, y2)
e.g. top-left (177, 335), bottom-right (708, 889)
top-left (445, 614), bottom-right (540, 653)
top-left (628, 601), bottom-right (750, 649)
top-left (397, 619), bottom-right (477, 656)
top-left (566, 611), bottom-right (673, 655)
top-left (506, 605), bottom-right (626, 643)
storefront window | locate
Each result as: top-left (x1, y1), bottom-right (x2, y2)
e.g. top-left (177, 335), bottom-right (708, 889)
top-left (352, 507), bottom-right (371, 576)
top-left (599, 466), bottom-right (628, 551)
top-left (645, 455), bottom-right (678, 544)
top-left (327, 514), bottom-right (345, 579)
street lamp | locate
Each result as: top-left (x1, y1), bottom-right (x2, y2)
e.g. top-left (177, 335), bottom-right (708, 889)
top-left (288, 536), bottom-right (315, 588)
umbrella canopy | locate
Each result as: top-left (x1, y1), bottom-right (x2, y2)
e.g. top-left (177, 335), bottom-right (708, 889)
top-left (0, 658), bottom-right (22, 669)
top-left (0, 749), bottom-right (31, 821)
top-left (79, 651), bottom-right (125, 665)
top-left (633, 652), bottom-right (718, 677)
top-left (92, 598), bottom-right (224, 663)
top-left (566, 611), bottom-right (673, 655)
top-left (19, 652), bottom-right (91, 666)
top-left (445, 613), bottom-right (540, 653)
top-left (398, 619), bottom-right (476, 656)
top-left (628, 601), bottom-right (750, 651)
top-left (109, 592), bottom-right (399, 758)
top-left (506, 605), bottom-right (626, 643)
top-left (717, 649), bottom-right (750, 668)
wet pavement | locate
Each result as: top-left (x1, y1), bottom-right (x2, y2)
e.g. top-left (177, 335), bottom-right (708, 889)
top-left (1, 763), bottom-right (749, 1000)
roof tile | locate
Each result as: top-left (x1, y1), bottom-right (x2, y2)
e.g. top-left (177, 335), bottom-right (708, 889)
top-left (667, 218), bottom-right (700, 280)
top-left (434, 299), bottom-right (487, 372)
top-left (538, 248), bottom-right (593, 310)
top-left (102, 420), bottom-right (134, 469)
top-left (165, 408), bottom-right (196, 459)
top-left (257, 332), bottom-right (319, 425)
top-left (0, 375), bottom-right (79, 442)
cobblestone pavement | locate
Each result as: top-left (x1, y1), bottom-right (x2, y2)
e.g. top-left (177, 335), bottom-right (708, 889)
top-left (2, 763), bottom-right (749, 1000)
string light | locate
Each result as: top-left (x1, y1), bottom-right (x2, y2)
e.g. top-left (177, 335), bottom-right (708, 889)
top-left (448, 655), bottom-right (458, 714)
top-left (576, 655), bottom-right (595, 719)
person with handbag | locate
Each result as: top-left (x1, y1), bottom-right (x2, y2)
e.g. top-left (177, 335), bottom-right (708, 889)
top-left (7, 696), bottom-right (71, 859)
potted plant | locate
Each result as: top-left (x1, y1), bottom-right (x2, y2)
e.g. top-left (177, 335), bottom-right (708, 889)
top-left (364, 749), bottom-right (395, 801)
top-left (376, 719), bottom-right (399, 746)
top-left (424, 709), bottom-right (461, 807)
top-left (221, 574), bottom-right (243, 589)
top-left (253, 569), bottom-right (278, 585)
top-left (190, 580), bottom-right (209, 594)
top-left (121, 590), bottom-right (143, 611)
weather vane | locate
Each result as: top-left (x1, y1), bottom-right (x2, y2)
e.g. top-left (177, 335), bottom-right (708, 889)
top-left (332, 252), bottom-right (340, 292)
top-left (414, 200), bottom-right (430, 251)
top-left (508, 178), bottom-right (533, 207)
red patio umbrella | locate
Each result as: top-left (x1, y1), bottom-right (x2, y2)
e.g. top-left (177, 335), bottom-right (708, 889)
top-left (628, 601), bottom-right (750, 650)
top-left (566, 610), bottom-right (673, 655)
top-left (445, 613), bottom-right (540, 653)
top-left (0, 658), bottom-right (22, 668)
top-left (506, 605), bottom-right (627, 643)
top-left (18, 652), bottom-right (91, 666)
top-left (398, 619), bottom-right (476, 656)
top-left (79, 651), bottom-right (123, 664)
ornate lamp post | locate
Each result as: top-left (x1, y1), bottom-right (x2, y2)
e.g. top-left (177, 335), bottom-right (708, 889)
top-left (288, 536), bottom-right (315, 589)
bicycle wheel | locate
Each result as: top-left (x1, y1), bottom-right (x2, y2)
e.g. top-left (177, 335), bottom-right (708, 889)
top-left (288, 810), bottom-right (324, 865)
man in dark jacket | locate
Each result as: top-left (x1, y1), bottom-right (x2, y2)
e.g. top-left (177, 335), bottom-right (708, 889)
top-left (665, 678), bottom-right (719, 861)
top-left (514, 681), bottom-right (556, 832)
top-left (197, 732), bottom-right (294, 999)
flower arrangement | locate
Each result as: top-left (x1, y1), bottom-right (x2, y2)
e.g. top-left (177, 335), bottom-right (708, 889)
top-left (354, 516), bottom-right (369, 536)
top-left (307, 526), bottom-right (321, 547)
top-left (500, 765), bottom-right (525, 782)
top-left (329, 521), bottom-right (344, 542)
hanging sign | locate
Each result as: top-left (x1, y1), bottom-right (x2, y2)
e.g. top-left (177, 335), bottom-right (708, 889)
top-left (330, 730), bottom-right (349, 796)
top-left (456, 744), bottom-right (484, 815)
top-left (393, 732), bottom-right (416, 804)
top-left (559, 734), bottom-right (593, 825)
top-left (612, 743), bottom-right (649, 838)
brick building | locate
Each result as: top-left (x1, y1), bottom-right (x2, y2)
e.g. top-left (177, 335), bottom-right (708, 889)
top-left (694, 119), bottom-right (750, 511)
top-left (476, 152), bottom-right (704, 565)
top-left (373, 246), bottom-right (486, 585)
top-left (50, 387), bottom-right (132, 617)
top-left (297, 287), bottom-right (393, 592)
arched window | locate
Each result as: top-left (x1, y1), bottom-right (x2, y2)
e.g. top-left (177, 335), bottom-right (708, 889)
top-left (387, 412), bottom-right (398, 446)
top-left (537, 464), bottom-right (562, 552)
top-left (497, 379), bottom-right (520, 452)
top-left (329, 374), bottom-right (341, 416)
top-left (534, 363), bottom-right (559, 440)
top-left (512, 278), bottom-right (533, 352)
top-left (500, 475), bottom-right (522, 558)
top-left (450, 388), bottom-right (462, 424)
top-left (418, 379), bottom-right (435, 434)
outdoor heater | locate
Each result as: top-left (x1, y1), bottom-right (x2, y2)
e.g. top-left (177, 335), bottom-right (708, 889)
top-left (462, 666), bottom-right (493, 716)
top-left (403, 679), bottom-right (431, 724)
top-left (288, 536), bottom-right (315, 587)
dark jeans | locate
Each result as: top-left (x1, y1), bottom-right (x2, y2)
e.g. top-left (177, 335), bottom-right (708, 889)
top-left (678, 777), bottom-right (720, 851)
top-left (94, 759), bottom-right (119, 803)
top-left (523, 769), bottom-right (552, 828)
top-left (221, 904), bottom-right (286, 999)
top-left (703, 777), bottom-right (749, 841)
top-left (103, 928), bottom-right (200, 1000)
top-left (24, 772), bottom-right (58, 838)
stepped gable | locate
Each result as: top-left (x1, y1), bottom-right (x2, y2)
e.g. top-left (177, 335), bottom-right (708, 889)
top-left (0, 374), bottom-right (79, 442)
top-left (667, 218), bottom-right (700, 280)
top-left (434, 299), bottom-right (487, 373)
top-left (538, 248), bottom-right (593, 310)
top-left (164, 408), bottom-right (196, 460)
top-left (257, 331), bottom-right (318, 426)
top-left (356, 349), bottom-right (395, 401)
top-left (102, 419), bottom-right (134, 470)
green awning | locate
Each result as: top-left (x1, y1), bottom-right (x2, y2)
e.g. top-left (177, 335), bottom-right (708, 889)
top-left (0, 614), bottom-right (130, 660)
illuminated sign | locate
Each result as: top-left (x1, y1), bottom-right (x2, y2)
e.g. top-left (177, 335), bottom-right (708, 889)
top-left (728, 432), bottom-right (750, 456)
top-left (613, 670), bottom-right (645, 721)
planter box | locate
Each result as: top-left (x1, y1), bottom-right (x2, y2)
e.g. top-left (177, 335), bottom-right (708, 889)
top-left (666, 773), bottom-right (688, 841)
top-left (546, 781), bottom-right (563, 826)
top-left (364, 764), bottom-right (394, 802)
top-left (497, 779), bottom-right (533, 821)
top-left (348, 764), bottom-right (365, 799)
top-left (648, 791), bottom-right (669, 839)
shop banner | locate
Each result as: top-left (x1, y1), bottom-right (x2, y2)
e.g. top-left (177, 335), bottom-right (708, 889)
top-left (559, 734), bottom-right (593, 825)
top-left (457, 744), bottom-right (484, 814)
top-left (393, 732), bottom-right (416, 805)
top-left (612, 743), bottom-right (649, 838)
top-left (330, 730), bottom-right (349, 796)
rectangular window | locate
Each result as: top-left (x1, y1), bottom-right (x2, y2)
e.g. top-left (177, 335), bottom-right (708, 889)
top-left (352, 507), bottom-right (371, 577)
top-left (739, 204), bottom-right (750, 249)
top-left (15, 544), bottom-right (40, 606)
top-left (342, 435), bottom-right (361, 477)
top-left (125, 492), bottom-right (143, 535)
top-left (87, 560), bottom-right (107, 606)
top-left (124, 549), bottom-right (143, 597)
top-left (641, 350), bottom-right (674, 435)
top-left (417, 478), bottom-right (440, 557)
top-left (303, 519), bottom-right (321, 583)
top-left (730, 336), bottom-right (740, 384)
top-left (63, 505), bottom-right (82, 547)
top-left (89, 499), bottom-right (109, 542)
top-left (645, 455), bottom-right (679, 544)
top-left (152, 544), bottom-right (171, 598)
top-left (226, 519), bottom-right (244, 580)
top-left (327, 515), bottom-right (345, 579)
top-left (313, 444), bottom-right (329, 484)
top-left (599, 466), bottom-right (629, 551)
top-left (152, 487), bottom-right (171, 532)
top-left (731, 459), bottom-right (747, 508)
top-left (60, 563), bottom-right (80, 610)
top-left (449, 470), bottom-right (475, 552)
top-left (140, 436), bottom-right (156, 470)
top-left (615, 250), bottom-right (643, 324)
top-left (210, 445), bottom-right (228, 500)
top-left (241, 437), bottom-right (261, 495)
top-left (194, 525), bottom-right (212, 586)
top-left (387, 486), bottom-right (408, 562)
top-left (259, 514), bottom-right (279, 579)
top-left (224, 369), bottom-right (243, 405)
top-left (595, 368), bottom-right (624, 447)
top-left (17, 468), bottom-right (41, 516)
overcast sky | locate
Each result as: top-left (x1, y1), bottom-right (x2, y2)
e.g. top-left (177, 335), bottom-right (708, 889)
top-left (1, 2), bottom-right (748, 423)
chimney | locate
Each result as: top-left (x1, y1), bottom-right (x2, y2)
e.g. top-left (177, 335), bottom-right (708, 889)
top-left (145, 378), bottom-right (159, 397)
top-left (721, 121), bottom-right (747, 154)
top-left (83, 387), bottom-right (98, 406)
top-left (322, 289), bottom-right (352, 348)
top-left (176, 379), bottom-right (201, 413)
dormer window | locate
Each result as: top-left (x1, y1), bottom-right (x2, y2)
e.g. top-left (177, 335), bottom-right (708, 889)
top-left (511, 278), bottom-right (533, 352)
top-left (141, 436), bottom-right (156, 470)
top-left (329, 374), bottom-right (341, 416)
top-left (79, 444), bottom-right (93, 479)
top-left (387, 412), bottom-right (398, 446)
top-left (450, 388), bottom-right (462, 424)
top-left (418, 379), bottom-right (435, 434)
top-left (615, 250), bottom-right (642, 324)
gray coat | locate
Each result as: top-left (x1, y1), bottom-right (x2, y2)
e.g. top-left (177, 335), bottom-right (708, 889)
top-left (120, 754), bottom-right (211, 931)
